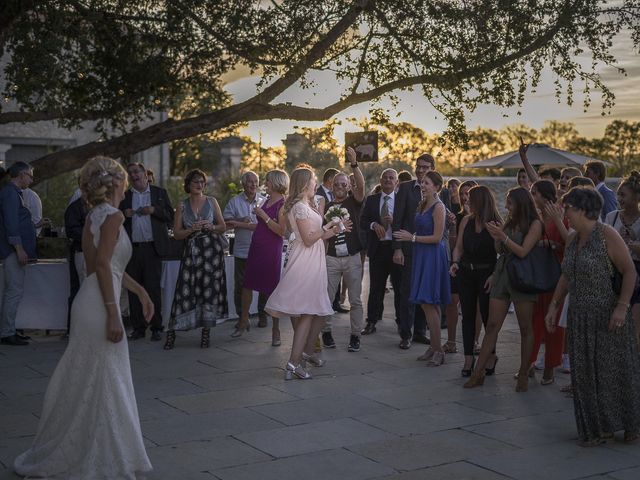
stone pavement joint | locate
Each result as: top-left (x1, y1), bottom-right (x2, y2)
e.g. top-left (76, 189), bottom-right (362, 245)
top-left (2, 270), bottom-right (640, 479)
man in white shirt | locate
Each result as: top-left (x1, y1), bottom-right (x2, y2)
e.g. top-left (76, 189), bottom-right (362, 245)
top-left (360, 169), bottom-right (402, 335)
top-left (21, 187), bottom-right (45, 236)
top-left (223, 171), bottom-right (267, 326)
top-left (120, 163), bottom-right (174, 341)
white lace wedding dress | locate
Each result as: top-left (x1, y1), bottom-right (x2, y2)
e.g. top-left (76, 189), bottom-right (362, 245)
top-left (14, 203), bottom-right (152, 479)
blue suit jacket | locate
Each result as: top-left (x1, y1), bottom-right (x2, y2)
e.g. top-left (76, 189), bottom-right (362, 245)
top-left (598, 183), bottom-right (618, 221)
top-left (0, 183), bottom-right (37, 260)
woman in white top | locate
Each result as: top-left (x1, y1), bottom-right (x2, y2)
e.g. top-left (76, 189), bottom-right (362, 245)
top-left (605, 171), bottom-right (640, 345)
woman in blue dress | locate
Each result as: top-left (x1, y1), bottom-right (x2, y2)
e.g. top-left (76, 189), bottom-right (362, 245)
top-left (394, 170), bottom-right (451, 366)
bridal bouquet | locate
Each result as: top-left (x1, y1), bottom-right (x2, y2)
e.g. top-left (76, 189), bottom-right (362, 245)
top-left (324, 206), bottom-right (350, 233)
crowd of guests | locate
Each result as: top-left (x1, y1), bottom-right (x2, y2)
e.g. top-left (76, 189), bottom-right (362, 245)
top-left (2, 144), bottom-right (640, 451)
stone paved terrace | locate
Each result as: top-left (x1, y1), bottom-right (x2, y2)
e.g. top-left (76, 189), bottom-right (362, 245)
top-left (2, 267), bottom-right (640, 480)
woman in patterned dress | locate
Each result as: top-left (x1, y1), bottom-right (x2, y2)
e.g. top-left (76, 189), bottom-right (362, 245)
top-left (164, 169), bottom-right (228, 350)
top-left (546, 187), bottom-right (640, 446)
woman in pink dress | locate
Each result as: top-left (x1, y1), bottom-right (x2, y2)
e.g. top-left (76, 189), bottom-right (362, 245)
top-left (265, 167), bottom-right (349, 380)
top-left (232, 169), bottom-right (289, 346)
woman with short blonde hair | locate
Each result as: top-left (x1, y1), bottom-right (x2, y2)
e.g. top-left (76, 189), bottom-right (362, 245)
top-left (232, 169), bottom-right (289, 346)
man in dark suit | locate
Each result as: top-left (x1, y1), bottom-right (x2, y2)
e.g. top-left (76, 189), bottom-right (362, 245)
top-left (64, 195), bottom-right (88, 333)
top-left (360, 168), bottom-right (402, 335)
top-left (120, 162), bottom-right (174, 341)
top-left (392, 154), bottom-right (436, 349)
top-left (316, 168), bottom-right (339, 204)
top-left (584, 160), bottom-right (618, 221)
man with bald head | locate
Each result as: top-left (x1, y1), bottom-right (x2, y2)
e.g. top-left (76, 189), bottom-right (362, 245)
top-left (360, 168), bottom-right (402, 335)
top-left (224, 171), bottom-right (268, 326)
top-left (322, 148), bottom-right (366, 352)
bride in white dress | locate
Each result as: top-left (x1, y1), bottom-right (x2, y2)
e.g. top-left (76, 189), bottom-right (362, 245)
top-left (15, 156), bottom-right (154, 479)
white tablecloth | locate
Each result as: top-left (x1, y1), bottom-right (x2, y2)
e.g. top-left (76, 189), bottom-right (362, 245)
top-left (0, 261), bottom-right (69, 330)
top-left (161, 256), bottom-right (258, 327)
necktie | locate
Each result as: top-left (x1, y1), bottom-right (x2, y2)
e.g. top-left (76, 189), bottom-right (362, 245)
top-left (381, 195), bottom-right (390, 228)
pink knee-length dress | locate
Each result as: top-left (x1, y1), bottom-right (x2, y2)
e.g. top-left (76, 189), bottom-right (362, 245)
top-left (265, 201), bottom-right (333, 318)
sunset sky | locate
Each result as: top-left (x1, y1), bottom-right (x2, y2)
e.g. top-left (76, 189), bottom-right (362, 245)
top-left (225, 30), bottom-right (639, 151)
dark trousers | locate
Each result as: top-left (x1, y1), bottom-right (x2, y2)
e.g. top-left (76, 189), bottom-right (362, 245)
top-left (126, 243), bottom-right (163, 333)
top-left (398, 254), bottom-right (426, 340)
top-left (458, 265), bottom-right (493, 356)
top-left (234, 257), bottom-right (267, 320)
top-left (66, 248), bottom-right (80, 333)
top-left (367, 242), bottom-right (402, 325)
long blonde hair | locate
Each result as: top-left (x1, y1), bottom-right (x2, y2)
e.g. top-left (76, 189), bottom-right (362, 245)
top-left (283, 168), bottom-right (314, 214)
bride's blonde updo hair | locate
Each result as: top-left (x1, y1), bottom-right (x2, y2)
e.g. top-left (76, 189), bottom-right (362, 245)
top-left (283, 167), bottom-right (315, 214)
top-left (79, 156), bottom-right (127, 208)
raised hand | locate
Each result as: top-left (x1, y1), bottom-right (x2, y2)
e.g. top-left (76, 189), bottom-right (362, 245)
top-left (519, 136), bottom-right (529, 158)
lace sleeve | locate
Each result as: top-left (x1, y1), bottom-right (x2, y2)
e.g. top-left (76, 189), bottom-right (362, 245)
top-left (292, 202), bottom-right (311, 220)
top-left (89, 203), bottom-right (120, 248)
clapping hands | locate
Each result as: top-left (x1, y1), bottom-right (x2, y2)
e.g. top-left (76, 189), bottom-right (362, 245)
top-left (486, 221), bottom-right (505, 241)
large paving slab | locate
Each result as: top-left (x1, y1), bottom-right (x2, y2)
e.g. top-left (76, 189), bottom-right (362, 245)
top-left (2, 267), bottom-right (640, 479)
top-left (234, 417), bottom-right (395, 458)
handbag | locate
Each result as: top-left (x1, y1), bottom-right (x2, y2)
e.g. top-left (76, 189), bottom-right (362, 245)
top-left (600, 227), bottom-right (640, 296)
top-left (506, 236), bottom-right (561, 294)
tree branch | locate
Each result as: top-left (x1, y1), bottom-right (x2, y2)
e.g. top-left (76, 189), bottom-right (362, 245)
top-left (253, 0), bottom-right (372, 104)
top-left (30, 1), bottom-right (572, 183)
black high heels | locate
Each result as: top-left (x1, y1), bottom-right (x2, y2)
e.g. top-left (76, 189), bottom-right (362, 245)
top-left (485, 356), bottom-right (499, 376)
top-left (461, 357), bottom-right (475, 377)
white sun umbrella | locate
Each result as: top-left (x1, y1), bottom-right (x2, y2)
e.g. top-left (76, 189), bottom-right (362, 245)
top-left (465, 143), bottom-right (610, 169)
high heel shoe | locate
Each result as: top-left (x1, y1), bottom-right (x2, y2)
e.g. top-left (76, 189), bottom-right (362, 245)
top-left (163, 330), bottom-right (176, 350)
top-left (461, 357), bottom-right (476, 377)
top-left (485, 356), bottom-right (499, 376)
top-left (231, 322), bottom-right (250, 338)
top-left (271, 327), bottom-right (281, 347)
top-left (200, 327), bottom-right (210, 348)
top-left (513, 364), bottom-right (534, 379)
top-left (302, 352), bottom-right (325, 367)
top-left (463, 370), bottom-right (485, 388)
top-left (284, 362), bottom-right (312, 380)
top-left (417, 348), bottom-right (434, 361)
top-left (515, 370), bottom-right (529, 392)
top-left (426, 350), bottom-right (445, 367)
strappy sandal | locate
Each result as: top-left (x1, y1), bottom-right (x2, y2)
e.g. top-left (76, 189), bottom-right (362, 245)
top-left (426, 351), bottom-right (445, 367)
top-left (515, 371), bottom-right (529, 392)
top-left (163, 330), bottom-right (176, 350)
top-left (624, 431), bottom-right (639, 444)
top-left (200, 327), bottom-right (210, 348)
top-left (417, 348), bottom-right (434, 361)
top-left (580, 438), bottom-right (605, 447)
top-left (443, 341), bottom-right (458, 354)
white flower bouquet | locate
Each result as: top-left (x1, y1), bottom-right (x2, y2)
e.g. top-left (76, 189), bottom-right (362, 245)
top-left (324, 206), bottom-right (350, 233)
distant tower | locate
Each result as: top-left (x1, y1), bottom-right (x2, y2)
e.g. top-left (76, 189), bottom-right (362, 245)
top-left (218, 136), bottom-right (244, 178)
top-left (283, 133), bottom-right (310, 171)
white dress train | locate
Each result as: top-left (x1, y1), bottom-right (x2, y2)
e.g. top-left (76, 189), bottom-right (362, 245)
top-left (14, 203), bottom-right (152, 479)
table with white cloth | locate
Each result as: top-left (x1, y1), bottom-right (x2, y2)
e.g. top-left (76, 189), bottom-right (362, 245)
top-left (161, 255), bottom-right (258, 327)
top-left (0, 260), bottom-right (69, 330)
